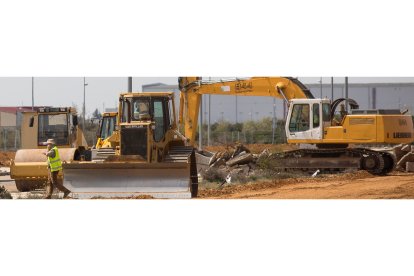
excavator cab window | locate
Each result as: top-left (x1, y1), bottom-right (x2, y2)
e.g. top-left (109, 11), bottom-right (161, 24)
top-left (289, 104), bottom-right (310, 132)
top-left (322, 103), bottom-right (331, 122)
top-left (313, 103), bottom-right (320, 128)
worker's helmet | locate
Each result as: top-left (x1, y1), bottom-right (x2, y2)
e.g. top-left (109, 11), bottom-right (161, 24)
top-left (46, 139), bottom-right (56, 145)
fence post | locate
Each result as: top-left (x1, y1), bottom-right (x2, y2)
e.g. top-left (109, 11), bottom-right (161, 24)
top-left (14, 127), bottom-right (17, 150)
top-left (3, 128), bottom-right (7, 151)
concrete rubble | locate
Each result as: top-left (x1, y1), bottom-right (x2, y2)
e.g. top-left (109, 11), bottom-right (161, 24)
top-left (197, 143), bottom-right (271, 184)
top-left (0, 167), bottom-right (10, 176)
top-left (394, 144), bottom-right (414, 172)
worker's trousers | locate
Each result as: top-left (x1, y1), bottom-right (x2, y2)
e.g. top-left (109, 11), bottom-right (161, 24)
top-left (44, 170), bottom-right (70, 199)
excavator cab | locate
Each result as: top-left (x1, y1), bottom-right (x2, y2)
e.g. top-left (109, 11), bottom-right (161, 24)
top-left (286, 99), bottom-right (331, 143)
top-left (286, 98), bottom-right (414, 147)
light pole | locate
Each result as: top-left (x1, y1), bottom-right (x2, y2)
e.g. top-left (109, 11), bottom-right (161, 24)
top-left (128, 77), bottom-right (132, 92)
top-left (31, 77), bottom-right (34, 110)
top-left (83, 77), bottom-right (88, 129)
top-left (345, 76), bottom-right (348, 112)
top-left (319, 77), bottom-right (323, 98)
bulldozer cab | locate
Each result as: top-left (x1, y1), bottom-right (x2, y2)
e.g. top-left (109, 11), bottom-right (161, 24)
top-left (118, 92), bottom-right (176, 159)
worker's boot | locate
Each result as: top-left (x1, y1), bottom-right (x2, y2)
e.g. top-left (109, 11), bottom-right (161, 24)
top-left (44, 183), bottom-right (53, 199)
top-left (63, 190), bottom-right (71, 199)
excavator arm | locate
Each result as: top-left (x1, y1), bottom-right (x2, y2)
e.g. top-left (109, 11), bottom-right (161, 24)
top-left (178, 77), bottom-right (314, 145)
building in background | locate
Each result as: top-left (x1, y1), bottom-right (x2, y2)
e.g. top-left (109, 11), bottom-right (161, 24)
top-left (0, 106), bottom-right (43, 150)
top-left (0, 106), bottom-right (43, 127)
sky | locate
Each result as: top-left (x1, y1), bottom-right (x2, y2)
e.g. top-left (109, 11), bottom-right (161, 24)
top-left (1, 77), bottom-right (414, 118)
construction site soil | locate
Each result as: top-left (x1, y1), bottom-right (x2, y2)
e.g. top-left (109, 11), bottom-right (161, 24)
top-left (2, 147), bottom-right (414, 199)
top-left (0, 151), bottom-right (15, 167)
top-left (199, 171), bottom-right (414, 199)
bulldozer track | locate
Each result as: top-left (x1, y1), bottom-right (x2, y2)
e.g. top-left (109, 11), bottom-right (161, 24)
top-left (165, 146), bottom-right (199, 197)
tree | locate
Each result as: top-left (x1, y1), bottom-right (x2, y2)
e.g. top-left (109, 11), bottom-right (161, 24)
top-left (92, 108), bottom-right (102, 120)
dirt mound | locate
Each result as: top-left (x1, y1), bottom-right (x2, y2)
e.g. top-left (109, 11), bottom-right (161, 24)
top-left (0, 151), bottom-right (15, 167)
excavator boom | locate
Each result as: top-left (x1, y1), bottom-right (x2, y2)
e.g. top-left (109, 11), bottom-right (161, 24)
top-left (179, 77), bottom-right (314, 145)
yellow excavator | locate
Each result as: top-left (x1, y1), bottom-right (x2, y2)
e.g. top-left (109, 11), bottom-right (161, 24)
top-left (62, 92), bottom-right (198, 199)
top-left (10, 107), bottom-right (89, 192)
top-left (179, 77), bottom-right (414, 174)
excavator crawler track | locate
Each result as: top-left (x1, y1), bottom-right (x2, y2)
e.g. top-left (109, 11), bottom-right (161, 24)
top-left (268, 148), bottom-right (395, 175)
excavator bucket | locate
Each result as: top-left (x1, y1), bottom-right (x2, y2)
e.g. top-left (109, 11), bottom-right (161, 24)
top-left (62, 161), bottom-right (193, 199)
top-left (10, 148), bottom-right (79, 192)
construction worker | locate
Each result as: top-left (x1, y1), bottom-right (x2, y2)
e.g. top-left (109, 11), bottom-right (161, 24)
top-left (43, 139), bottom-right (71, 199)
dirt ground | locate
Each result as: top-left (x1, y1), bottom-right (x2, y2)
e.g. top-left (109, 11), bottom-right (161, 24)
top-left (2, 171), bottom-right (414, 199)
top-left (199, 171), bottom-right (414, 199)
top-left (0, 151), bottom-right (15, 166)
top-left (2, 147), bottom-right (414, 199)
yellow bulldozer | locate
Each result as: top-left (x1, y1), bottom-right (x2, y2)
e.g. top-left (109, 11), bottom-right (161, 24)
top-left (92, 111), bottom-right (118, 160)
top-left (10, 107), bottom-right (90, 192)
top-left (62, 92), bottom-right (198, 199)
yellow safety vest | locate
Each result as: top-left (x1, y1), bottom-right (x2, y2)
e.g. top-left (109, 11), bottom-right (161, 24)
top-left (48, 146), bottom-right (62, 172)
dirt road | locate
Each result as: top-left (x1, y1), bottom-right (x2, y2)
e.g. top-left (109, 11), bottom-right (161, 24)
top-left (199, 171), bottom-right (414, 199)
top-left (2, 168), bottom-right (414, 199)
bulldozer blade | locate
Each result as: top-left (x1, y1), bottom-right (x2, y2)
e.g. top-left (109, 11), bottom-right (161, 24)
top-left (63, 162), bottom-right (192, 199)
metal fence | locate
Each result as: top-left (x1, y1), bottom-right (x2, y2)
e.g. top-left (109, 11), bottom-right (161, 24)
top-left (0, 127), bottom-right (20, 151)
top-left (200, 130), bottom-right (287, 146)
top-left (0, 127), bottom-right (97, 151)
top-left (0, 127), bottom-right (286, 151)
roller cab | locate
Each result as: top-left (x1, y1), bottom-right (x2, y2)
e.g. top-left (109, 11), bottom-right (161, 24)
top-left (10, 107), bottom-right (87, 192)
